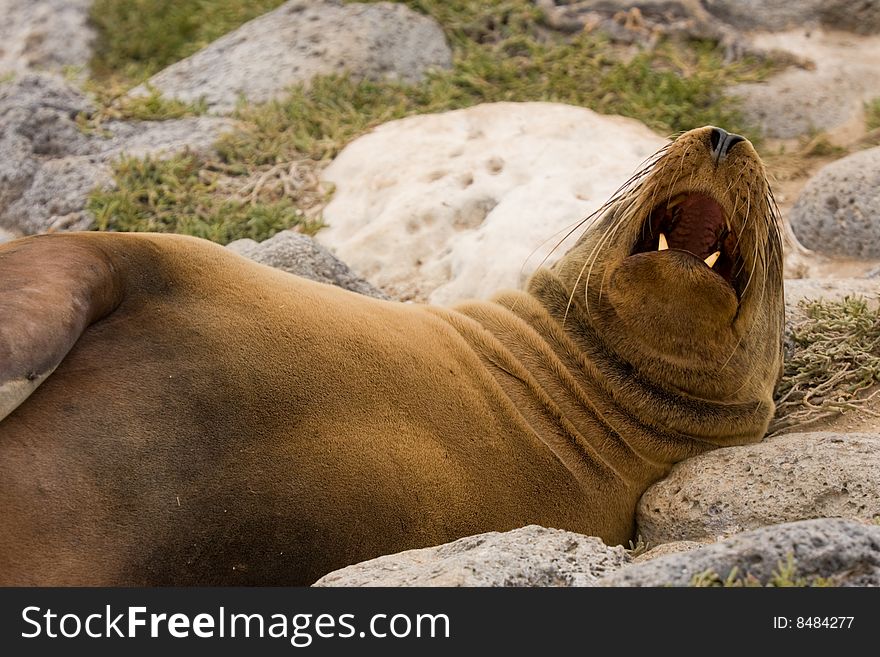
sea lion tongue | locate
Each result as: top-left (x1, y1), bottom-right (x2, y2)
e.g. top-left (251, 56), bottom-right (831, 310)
top-left (665, 194), bottom-right (724, 256)
top-left (656, 193), bottom-right (727, 270)
top-left (633, 190), bottom-right (739, 287)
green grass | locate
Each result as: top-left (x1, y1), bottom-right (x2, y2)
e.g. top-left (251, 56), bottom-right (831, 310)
top-left (76, 86), bottom-right (208, 135)
top-left (625, 535), bottom-right (650, 558)
top-left (772, 297), bottom-right (880, 434)
top-left (87, 154), bottom-right (324, 244)
top-left (690, 555), bottom-right (835, 587)
top-left (866, 97), bottom-right (880, 131)
top-left (87, 0), bottom-right (777, 244)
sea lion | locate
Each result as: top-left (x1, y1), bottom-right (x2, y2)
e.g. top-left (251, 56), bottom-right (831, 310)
top-left (0, 126), bottom-right (783, 585)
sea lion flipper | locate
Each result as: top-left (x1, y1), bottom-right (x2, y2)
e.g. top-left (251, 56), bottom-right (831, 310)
top-left (0, 235), bottom-right (124, 422)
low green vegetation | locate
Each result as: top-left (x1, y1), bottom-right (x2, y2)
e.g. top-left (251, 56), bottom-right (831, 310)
top-left (87, 0), bottom-right (776, 244)
top-left (625, 535), bottom-right (650, 558)
top-left (772, 297), bottom-right (880, 434)
top-left (691, 555), bottom-right (834, 587)
top-left (76, 86), bottom-right (207, 135)
top-left (866, 97), bottom-right (880, 131)
top-left (87, 154), bottom-right (324, 243)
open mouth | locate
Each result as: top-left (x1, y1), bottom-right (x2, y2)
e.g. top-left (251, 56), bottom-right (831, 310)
top-left (630, 192), bottom-right (742, 295)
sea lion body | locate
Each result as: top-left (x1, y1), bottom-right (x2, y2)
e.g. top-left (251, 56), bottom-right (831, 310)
top-left (0, 127), bottom-right (783, 585)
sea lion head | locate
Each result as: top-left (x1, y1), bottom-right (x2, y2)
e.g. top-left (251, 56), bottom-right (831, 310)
top-left (539, 126), bottom-right (784, 436)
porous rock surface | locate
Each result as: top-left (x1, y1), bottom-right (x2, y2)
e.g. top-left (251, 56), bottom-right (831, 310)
top-left (636, 432), bottom-right (880, 544)
top-left (133, 0), bottom-right (452, 113)
top-left (0, 0), bottom-right (95, 76)
top-left (0, 73), bottom-right (233, 235)
top-left (599, 518), bottom-right (880, 586)
top-left (227, 230), bottom-right (387, 298)
top-left (788, 147), bottom-right (880, 259)
top-left (317, 101), bottom-right (666, 305)
top-left (314, 525), bottom-right (630, 587)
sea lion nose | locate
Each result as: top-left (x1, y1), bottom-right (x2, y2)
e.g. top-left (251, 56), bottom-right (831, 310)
top-left (709, 127), bottom-right (746, 164)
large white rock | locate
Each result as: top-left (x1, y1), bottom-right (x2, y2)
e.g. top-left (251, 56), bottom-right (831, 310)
top-left (317, 102), bottom-right (666, 305)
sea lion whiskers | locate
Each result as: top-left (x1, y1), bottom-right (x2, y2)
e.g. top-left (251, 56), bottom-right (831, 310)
top-left (512, 145), bottom-right (670, 317)
top-left (566, 145), bottom-right (672, 324)
top-left (577, 143), bottom-right (685, 325)
top-left (714, 182), bottom-right (755, 374)
top-left (714, 169), bottom-right (784, 393)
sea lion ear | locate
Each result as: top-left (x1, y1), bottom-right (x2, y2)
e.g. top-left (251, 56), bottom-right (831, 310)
top-left (0, 236), bottom-right (123, 421)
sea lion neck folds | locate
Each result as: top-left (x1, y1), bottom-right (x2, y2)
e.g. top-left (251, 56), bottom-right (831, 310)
top-left (543, 125), bottom-right (784, 439)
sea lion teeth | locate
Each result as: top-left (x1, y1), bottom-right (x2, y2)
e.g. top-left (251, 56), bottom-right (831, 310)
top-left (667, 194), bottom-right (687, 208)
top-left (658, 233), bottom-right (669, 251)
top-left (704, 251), bottom-right (720, 268)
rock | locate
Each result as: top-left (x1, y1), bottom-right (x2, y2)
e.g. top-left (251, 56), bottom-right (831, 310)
top-left (598, 518), bottom-right (880, 586)
top-left (227, 231), bottom-right (387, 299)
top-left (788, 147), bottom-right (880, 259)
top-left (0, 227), bottom-right (18, 244)
top-left (5, 156), bottom-right (112, 233)
top-left (633, 540), bottom-right (707, 564)
top-left (728, 31), bottom-right (880, 139)
top-left (534, 1), bottom-right (791, 63)
top-left (702, 0), bottom-right (825, 31)
top-left (703, 0), bottom-right (880, 33)
top-left (97, 116), bottom-right (234, 161)
top-left (0, 0), bottom-right (95, 76)
top-left (819, 0), bottom-right (880, 35)
top-left (134, 0), bottom-right (452, 113)
top-left (636, 432), bottom-right (880, 544)
top-left (0, 73), bottom-right (234, 235)
top-left (314, 525), bottom-right (630, 587)
top-left (316, 102), bottom-right (666, 304)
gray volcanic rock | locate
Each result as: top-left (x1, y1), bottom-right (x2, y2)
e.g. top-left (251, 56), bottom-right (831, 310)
top-left (727, 30), bottom-right (880, 139)
top-left (227, 231), bottom-right (387, 299)
top-left (788, 147), bottom-right (880, 259)
top-left (703, 0), bottom-right (880, 33)
top-left (730, 72), bottom-right (862, 140)
top-left (0, 73), bottom-right (233, 235)
top-left (0, 0), bottom-right (95, 76)
top-left (598, 518), bottom-right (880, 586)
top-left (636, 432), bottom-right (880, 544)
top-left (537, 1), bottom-right (880, 49)
top-left (702, 0), bottom-right (824, 31)
top-left (314, 525), bottom-right (630, 587)
top-left (134, 0), bottom-right (452, 113)
top-left (819, 0), bottom-right (880, 35)
top-left (633, 540), bottom-right (707, 563)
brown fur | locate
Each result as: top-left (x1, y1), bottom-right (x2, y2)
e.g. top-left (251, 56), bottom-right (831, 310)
top-left (0, 127), bottom-right (783, 585)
